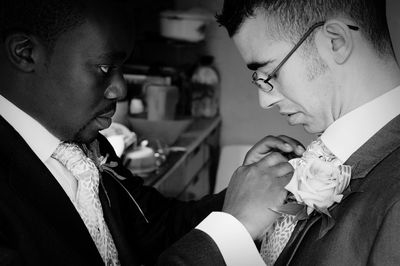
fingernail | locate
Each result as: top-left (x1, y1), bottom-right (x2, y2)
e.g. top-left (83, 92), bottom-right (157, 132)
top-left (296, 146), bottom-right (305, 153)
top-left (284, 143), bottom-right (292, 150)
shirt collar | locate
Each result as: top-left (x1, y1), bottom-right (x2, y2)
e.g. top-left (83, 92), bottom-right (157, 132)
top-left (321, 85), bottom-right (400, 162)
top-left (0, 95), bottom-right (60, 162)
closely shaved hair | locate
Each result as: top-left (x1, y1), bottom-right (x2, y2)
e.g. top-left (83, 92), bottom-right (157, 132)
top-left (216, 0), bottom-right (394, 57)
top-left (0, 0), bottom-right (86, 51)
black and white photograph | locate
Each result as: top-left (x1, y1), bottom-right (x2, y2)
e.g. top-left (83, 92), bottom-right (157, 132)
top-left (1, 0), bottom-right (400, 265)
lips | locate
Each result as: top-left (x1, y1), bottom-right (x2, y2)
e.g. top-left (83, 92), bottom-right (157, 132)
top-left (98, 108), bottom-right (116, 118)
top-left (280, 111), bottom-right (301, 125)
top-left (94, 105), bottom-right (116, 129)
top-left (280, 111), bottom-right (296, 117)
top-left (288, 113), bottom-right (303, 125)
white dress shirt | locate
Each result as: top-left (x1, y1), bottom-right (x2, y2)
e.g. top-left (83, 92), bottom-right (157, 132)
top-left (0, 95), bottom-right (78, 201)
top-left (321, 86), bottom-right (400, 162)
top-left (196, 85), bottom-right (400, 265)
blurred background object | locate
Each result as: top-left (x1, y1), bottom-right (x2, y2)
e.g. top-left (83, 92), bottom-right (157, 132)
top-left (126, 117), bottom-right (193, 146)
top-left (213, 145), bottom-right (251, 193)
top-left (160, 8), bottom-right (213, 42)
top-left (190, 55), bottom-right (220, 118)
top-left (145, 84), bottom-right (179, 121)
top-left (100, 123), bottom-right (137, 157)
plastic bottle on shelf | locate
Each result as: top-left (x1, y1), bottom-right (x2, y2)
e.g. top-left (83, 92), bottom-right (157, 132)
top-left (190, 55), bottom-right (220, 118)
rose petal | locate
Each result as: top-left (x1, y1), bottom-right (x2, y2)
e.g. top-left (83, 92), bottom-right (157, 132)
top-left (315, 183), bottom-right (337, 191)
top-left (333, 194), bottom-right (343, 203)
top-left (288, 158), bottom-right (301, 168)
top-left (285, 173), bottom-right (302, 203)
top-left (299, 175), bottom-right (321, 195)
top-left (297, 190), bottom-right (326, 202)
top-left (298, 190), bottom-right (335, 210)
top-left (307, 206), bottom-right (314, 215)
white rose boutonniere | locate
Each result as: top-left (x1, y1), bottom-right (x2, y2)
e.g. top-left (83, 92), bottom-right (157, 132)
top-left (284, 139), bottom-right (352, 217)
top-left (286, 156), bottom-right (351, 216)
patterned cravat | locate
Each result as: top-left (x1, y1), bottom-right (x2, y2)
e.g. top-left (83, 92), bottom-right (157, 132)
top-left (260, 214), bottom-right (297, 265)
top-left (260, 138), bottom-right (343, 265)
top-left (52, 142), bottom-right (120, 266)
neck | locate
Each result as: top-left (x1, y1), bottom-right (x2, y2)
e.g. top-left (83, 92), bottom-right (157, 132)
top-left (338, 53), bottom-right (400, 118)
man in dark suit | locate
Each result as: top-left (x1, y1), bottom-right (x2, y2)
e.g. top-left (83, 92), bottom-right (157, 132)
top-left (0, 0), bottom-right (298, 265)
top-left (160, 0), bottom-right (400, 265)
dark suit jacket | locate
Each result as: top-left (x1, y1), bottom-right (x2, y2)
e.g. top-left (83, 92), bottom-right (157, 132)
top-left (160, 114), bottom-right (400, 266)
top-left (0, 116), bottom-right (224, 266)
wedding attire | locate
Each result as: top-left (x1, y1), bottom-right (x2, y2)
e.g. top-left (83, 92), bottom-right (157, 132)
top-left (160, 86), bottom-right (400, 266)
top-left (0, 94), bottom-right (225, 266)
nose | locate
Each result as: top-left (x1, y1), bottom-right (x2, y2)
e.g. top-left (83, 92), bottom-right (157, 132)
top-left (104, 71), bottom-right (127, 100)
top-left (258, 89), bottom-right (282, 109)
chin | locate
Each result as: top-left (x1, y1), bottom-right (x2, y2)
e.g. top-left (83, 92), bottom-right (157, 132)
top-left (303, 124), bottom-right (320, 134)
top-left (72, 126), bottom-right (100, 144)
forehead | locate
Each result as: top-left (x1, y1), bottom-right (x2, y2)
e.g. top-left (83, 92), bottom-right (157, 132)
top-left (232, 13), bottom-right (290, 70)
top-left (52, 5), bottom-right (134, 61)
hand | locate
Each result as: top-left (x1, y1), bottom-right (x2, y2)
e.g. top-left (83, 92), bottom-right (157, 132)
top-left (244, 135), bottom-right (305, 165)
top-left (222, 151), bottom-right (294, 240)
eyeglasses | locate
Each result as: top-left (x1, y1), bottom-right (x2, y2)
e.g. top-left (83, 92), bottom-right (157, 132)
top-left (252, 21), bottom-right (359, 93)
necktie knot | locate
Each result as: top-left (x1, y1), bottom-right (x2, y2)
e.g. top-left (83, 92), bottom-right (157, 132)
top-left (52, 142), bottom-right (97, 182)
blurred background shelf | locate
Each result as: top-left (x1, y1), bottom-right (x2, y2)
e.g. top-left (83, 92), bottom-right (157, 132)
top-left (135, 116), bottom-right (221, 201)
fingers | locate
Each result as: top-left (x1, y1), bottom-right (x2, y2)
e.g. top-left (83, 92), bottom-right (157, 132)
top-left (244, 136), bottom-right (289, 165)
top-left (256, 154), bottom-right (294, 186)
top-left (250, 135), bottom-right (292, 155)
top-left (244, 135), bottom-right (305, 165)
top-left (270, 162), bottom-right (294, 186)
top-left (277, 135), bottom-right (305, 156)
top-left (256, 151), bottom-right (289, 167)
top-left (247, 151), bottom-right (294, 187)
top-left (222, 153), bottom-right (294, 239)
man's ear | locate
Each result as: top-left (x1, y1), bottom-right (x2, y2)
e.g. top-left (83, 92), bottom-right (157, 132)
top-left (4, 33), bottom-right (42, 72)
top-left (320, 20), bottom-right (355, 65)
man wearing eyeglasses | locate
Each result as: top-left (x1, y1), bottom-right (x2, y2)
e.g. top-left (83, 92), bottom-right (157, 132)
top-left (160, 0), bottom-right (400, 265)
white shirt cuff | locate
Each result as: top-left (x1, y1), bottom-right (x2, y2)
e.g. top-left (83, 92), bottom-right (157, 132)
top-left (196, 212), bottom-right (265, 266)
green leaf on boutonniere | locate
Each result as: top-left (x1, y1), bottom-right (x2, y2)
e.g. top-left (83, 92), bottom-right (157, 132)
top-left (294, 205), bottom-right (309, 221)
top-left (313, 204), bottom-right (335, 239)
top-left (272, 202), bottom-right (309, 221)
top-left (319, 211), bottom-right (336, 239)
top-left (314, 205), bottom-right (331, 218)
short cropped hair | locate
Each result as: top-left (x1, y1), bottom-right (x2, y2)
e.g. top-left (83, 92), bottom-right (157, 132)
top-left (216, 0), bottom-right (394, 56)
top-left (0, 0), bottom-right (86, 51)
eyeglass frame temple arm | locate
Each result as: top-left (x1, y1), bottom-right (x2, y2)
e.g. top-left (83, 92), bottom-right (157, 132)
top-left (266, 21), bottom-right (359, 80)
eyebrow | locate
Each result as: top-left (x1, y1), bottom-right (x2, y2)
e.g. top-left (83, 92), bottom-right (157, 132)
top-left (247, 60), bottom-right (273, 71)
top-left (98, 51), bottom-right (129, 62)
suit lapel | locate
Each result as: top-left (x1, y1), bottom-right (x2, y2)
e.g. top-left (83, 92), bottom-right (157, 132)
top-left (275, 114), bottom-right (400, 265)
top-left (0, 117), bottom-right (103, 264)
top-left (99, 171), bottom-right (140, 266)
top-left (345, 114), bottom-right (400, 181)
